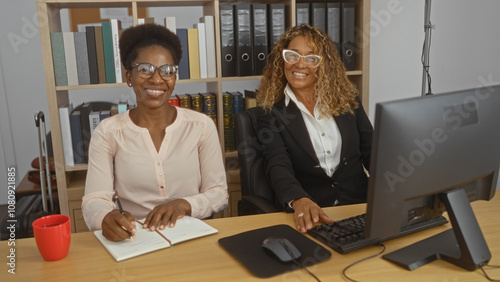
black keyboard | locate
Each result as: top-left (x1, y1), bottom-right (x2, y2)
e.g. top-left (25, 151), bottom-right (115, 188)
top-left (308, 214), bottom-right (448, 254)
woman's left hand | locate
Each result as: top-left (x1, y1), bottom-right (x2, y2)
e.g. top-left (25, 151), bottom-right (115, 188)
top-left (143, 199), bottom-right (191, 231)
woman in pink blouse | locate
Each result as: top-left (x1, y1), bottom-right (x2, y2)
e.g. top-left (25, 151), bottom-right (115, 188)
top-left (82, 24), bottom-right (228, 241)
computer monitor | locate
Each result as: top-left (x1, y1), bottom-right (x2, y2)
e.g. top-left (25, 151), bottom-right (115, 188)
top-left (365, 85), bottom-right (500, 271)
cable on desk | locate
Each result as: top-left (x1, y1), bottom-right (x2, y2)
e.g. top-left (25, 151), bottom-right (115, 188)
top-left (479, 263), bottom-right (500, 281)
top-left (293, 259), bottom-right (321, 282)
top-left (342, 243), bottom-right (386, 282)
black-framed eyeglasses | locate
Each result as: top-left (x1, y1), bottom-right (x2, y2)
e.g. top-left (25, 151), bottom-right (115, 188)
top-left (282, 49), bottom-right (322, 68)
top-left (132, 63), bottom-right (178, 80)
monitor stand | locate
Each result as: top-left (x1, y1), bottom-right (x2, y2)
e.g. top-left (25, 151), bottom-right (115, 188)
top-left (383, 188), bottom-right (491, 271)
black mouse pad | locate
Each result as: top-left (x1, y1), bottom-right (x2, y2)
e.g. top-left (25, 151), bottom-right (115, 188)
top-left (218, 224), bottom-right (332, 278)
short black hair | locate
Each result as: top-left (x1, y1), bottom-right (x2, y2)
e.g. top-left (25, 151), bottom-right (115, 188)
top-left (119, 23), bottom-right (182, 69)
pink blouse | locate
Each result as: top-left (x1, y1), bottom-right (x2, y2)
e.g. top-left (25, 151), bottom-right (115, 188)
top-left (82, 108), bottom-right (228, 231)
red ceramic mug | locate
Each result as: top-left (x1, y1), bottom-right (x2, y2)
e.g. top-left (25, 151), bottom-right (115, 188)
top-left (32, 214), bottom-right (71, 261)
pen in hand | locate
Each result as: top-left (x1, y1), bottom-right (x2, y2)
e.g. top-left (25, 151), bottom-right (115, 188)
top-left (113, 194), bottom-right (134, 241)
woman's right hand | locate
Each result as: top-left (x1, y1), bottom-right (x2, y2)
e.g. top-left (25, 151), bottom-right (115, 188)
top-left (291, 197), bottom-right (334, 233)
top-left (101, 210), bottom-right (137, 242)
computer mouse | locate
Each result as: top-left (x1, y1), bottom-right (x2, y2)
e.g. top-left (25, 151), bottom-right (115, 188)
top-left (262, 236), bottom-right (302, 263)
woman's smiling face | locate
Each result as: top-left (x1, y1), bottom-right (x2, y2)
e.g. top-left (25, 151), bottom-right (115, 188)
top-left (126, 45), bottom-right (176, 110)
top-left (283, 36), bottom-right (319, 94)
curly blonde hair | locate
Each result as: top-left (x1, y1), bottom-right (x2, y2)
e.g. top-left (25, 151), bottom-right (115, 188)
top-left (257, 24), bottom-right (359, 117)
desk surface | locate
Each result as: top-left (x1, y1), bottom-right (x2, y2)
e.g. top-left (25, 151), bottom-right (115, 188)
top-left (2, 196), bottom-right (499, 281)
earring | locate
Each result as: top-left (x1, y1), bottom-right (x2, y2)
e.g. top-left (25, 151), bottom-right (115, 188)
top-left (127, 82), bottom-right (132, 87)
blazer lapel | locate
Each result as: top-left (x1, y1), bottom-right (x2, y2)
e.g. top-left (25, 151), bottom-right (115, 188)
top-left (273, 100), bottom-right (319, 162)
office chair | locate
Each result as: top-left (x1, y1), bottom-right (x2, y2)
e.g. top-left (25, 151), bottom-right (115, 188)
top-left (235, 107), bottom-right (282, 216)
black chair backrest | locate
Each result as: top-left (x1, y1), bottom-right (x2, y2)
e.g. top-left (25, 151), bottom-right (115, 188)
top-left (234, 107), bottom-right (275, 202)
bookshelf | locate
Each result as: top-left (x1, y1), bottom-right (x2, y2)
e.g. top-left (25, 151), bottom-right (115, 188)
top-left (36, 0), bottom-right (370, 232)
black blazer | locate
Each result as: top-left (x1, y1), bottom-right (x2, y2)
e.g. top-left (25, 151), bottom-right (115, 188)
top-left (258, 98), bottom-right (373, 210)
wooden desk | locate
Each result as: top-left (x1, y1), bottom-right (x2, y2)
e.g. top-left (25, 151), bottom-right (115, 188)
top-left (2, 196), bottom-right (499, 281)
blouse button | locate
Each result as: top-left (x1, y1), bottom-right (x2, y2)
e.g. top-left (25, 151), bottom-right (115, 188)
top-left (326, 150), bottom-right (331, 154)
top-left (159, 172), bottom-right (163, 176)
top-left (321, 133), bottom-right (325, 137)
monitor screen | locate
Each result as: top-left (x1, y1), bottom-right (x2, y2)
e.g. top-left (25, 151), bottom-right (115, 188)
top-left (365, 85), bottom-right (500, 270)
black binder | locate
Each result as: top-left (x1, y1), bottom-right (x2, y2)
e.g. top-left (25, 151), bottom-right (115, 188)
top-left (234, 4), bottom-right (254, 76)
top-left (327, 2), bottom-right (341, 54)
top-left (341, 2), bottom-right (356, 71)
top-left (268, 3), bottom-right (285, 52)
top-left (220, 4), bottom-right (236, 77)
top-left (296, 3), bottom-right (310, 26)
top-left (311, 3), bottom-right (326, 32)
top-left (252, 4), bottom-right (268, 75)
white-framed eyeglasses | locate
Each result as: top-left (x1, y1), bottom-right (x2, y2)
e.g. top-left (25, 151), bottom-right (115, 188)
top-left (132, 63), bottom-right (178, 80)
top-left (282, 49), bottom-right (322, 68)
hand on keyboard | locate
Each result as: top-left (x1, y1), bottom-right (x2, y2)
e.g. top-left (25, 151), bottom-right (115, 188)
top-left (291, 197), bottom-right (334, 233)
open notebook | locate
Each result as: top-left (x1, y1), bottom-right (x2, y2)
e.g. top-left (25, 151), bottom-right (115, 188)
top-left (94, 216), bottom-right (218, 261)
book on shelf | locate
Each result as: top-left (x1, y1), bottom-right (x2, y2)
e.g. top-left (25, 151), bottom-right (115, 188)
top-left (244, 89), bottom-right (258, 109)
top-left (94, 26), bottom-right (107, 84)
top-left (59, 103), bottom-right (74, 166)
top-left (63, 32), bottom-right (78, 86)
top-left (223, 92), bottom-right (235, 152)
top-left (79, 102), bottom-right (92, 163)
top-left (110, 19), bottom-right (122, 83)
top-left (164, 17), bottom-right (176, 34)
top-left (88, 111), bottom-right (101, 136)
top-left (169, 96), bottom-right (180, 106)
top-left (85, 26), bottom-right (99, 84)
top-left (177, 94), bottom-right (191, 109)
top-left (73, 31), bottom-right (91, 85)
top-left (50, 32), bottom-right (68, 86)
top-left (101, 21), bottom-right (116, 83)
top-left (189, 93), bottom-right (204, 113)
top-left (176, 28), bottom-right (190, 80)
top-left (195, 22), bottom-right (208, 79)
top-left (94, 216), bottom-right (218, 262)
top-left (229, 91), bottom-right (244, 114)
top-left (200, 16), bottom-right (217, 78)
top-left (187, 28), bottom-right (200, 79)
top-left (100, 110), bottom-right (111, 121)
top-left (200, 92), bottom-right (217, 125)
top-left (70, 110), bottom-right (85, 164)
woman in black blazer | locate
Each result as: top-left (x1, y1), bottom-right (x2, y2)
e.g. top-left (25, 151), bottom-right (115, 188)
top-left (257, 24), bottom-right (373, 233)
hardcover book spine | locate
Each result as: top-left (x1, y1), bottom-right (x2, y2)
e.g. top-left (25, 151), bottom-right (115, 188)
top-left (79, 103), bottom-right (92, 163)
top-left (190, 93), bottom-right (204, 113)
top-left (201, 16), bottom-right (217, 78)
top-left (94, 26), bottom-right (107, 84)
top-left (230, 91), bottom-right (244, 114)
top-left (74, 32), bottom-right (91, 85)
top-left (223, 92), bottom-right (235, 152)
top-left (101, 21), bottom-right (116, 83)
top-left (187, 28), bottom-right (200, 79)
top-left (63, 32), bottom-right (78, 85)
top-left (50, 32), bottom-right (68, 86)
top-left (110, 19), bottom-right (122, 83)
top-left (177, 94), bottom-right (192, 108)
top-left (202, 92), bottom-right (217, 125)
top-left (169, 96), bottom-right (180, 106)
top-left (85, 26), bottom-right (99, 84)
top-left (176, 28), bottom-right (190, 80)
top-left (59, 103), bottom-right (74, 166)
top-left (70, 110), bottom-right (85, 164)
